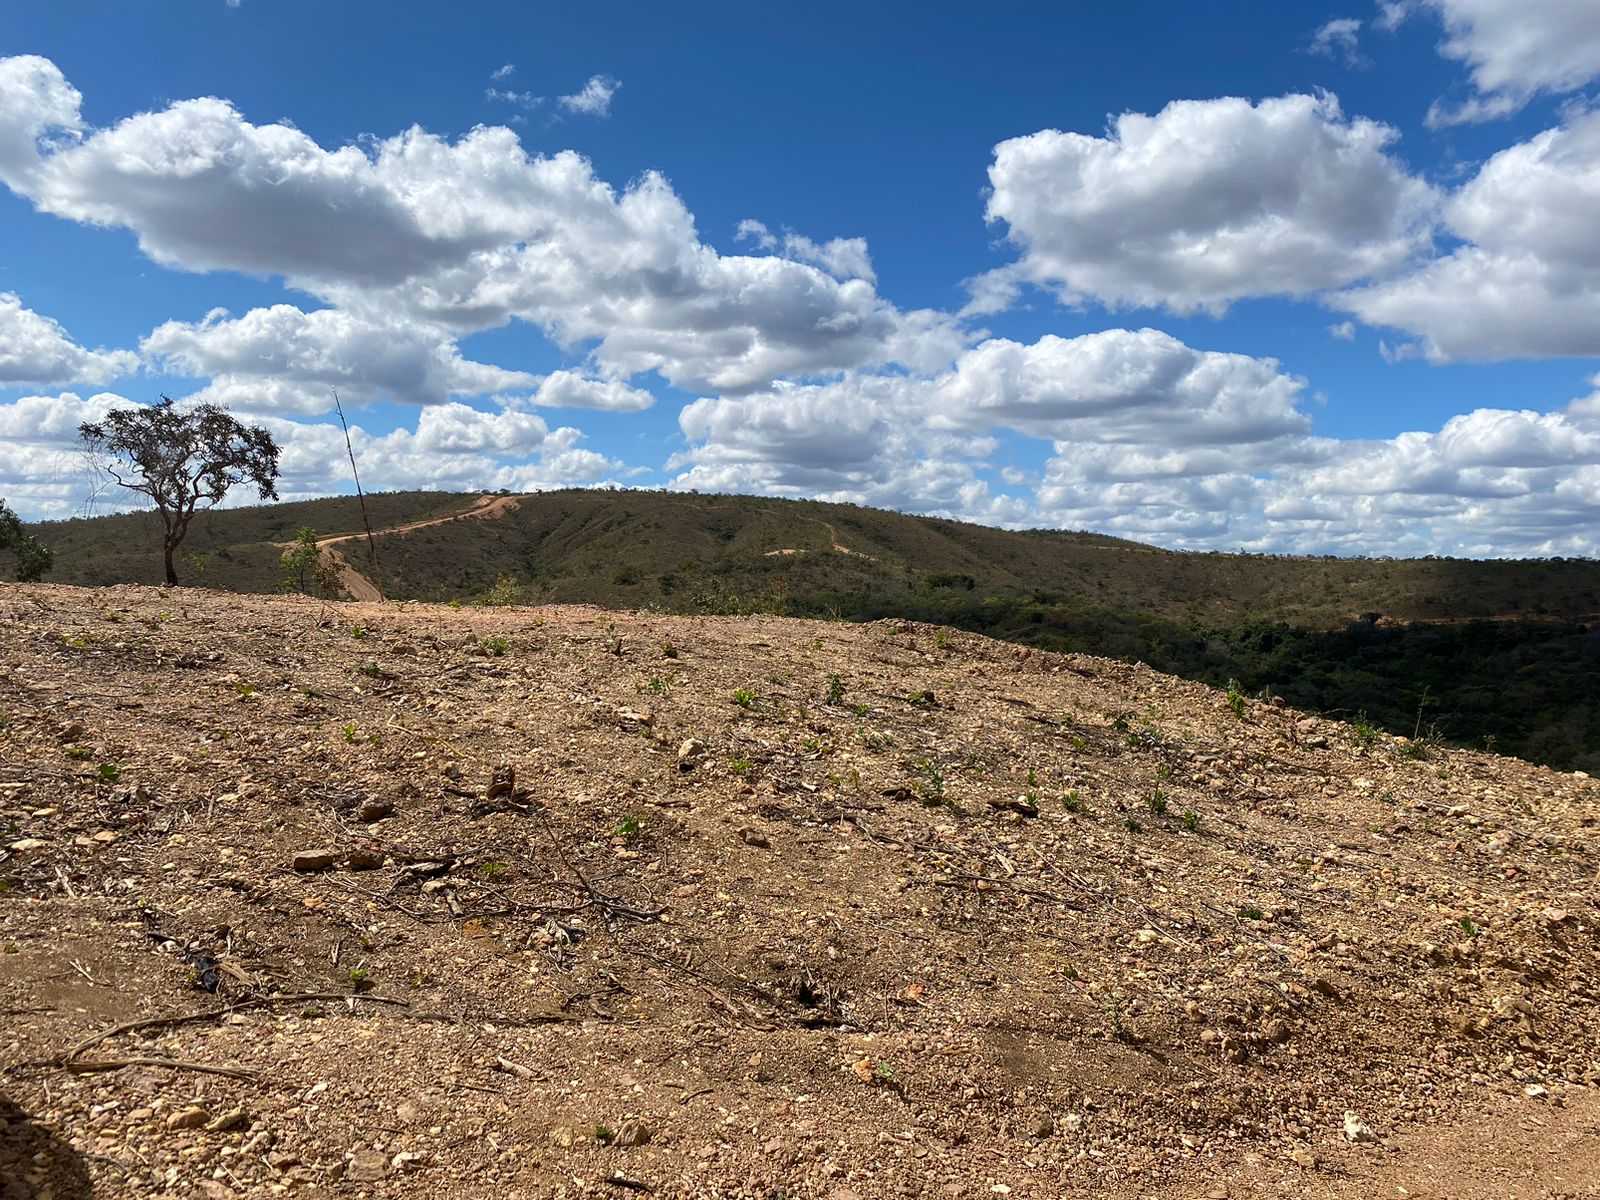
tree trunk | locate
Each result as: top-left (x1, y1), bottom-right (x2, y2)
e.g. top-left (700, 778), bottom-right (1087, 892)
top-left (163, 539), bottom-right (178, 586)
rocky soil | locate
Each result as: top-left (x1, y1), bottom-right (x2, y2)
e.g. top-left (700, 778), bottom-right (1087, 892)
top-left (1, 583), bottom-right (1597, 1199)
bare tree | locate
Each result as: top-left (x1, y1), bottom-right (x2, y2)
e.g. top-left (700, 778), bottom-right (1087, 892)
top-left (79, 396), bottom-right (281, 586)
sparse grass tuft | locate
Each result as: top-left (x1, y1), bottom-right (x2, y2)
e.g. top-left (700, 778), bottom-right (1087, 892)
top-left (732, 687), bottom-right (757, 709)
top-left (1225, 679), bottom-right (1246, 720)
top-left (826, 674), bottom-right (846, 705)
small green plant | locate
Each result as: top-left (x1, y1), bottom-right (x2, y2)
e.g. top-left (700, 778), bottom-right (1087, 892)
top-left (614, 814), bottom-right (642, 842)
top-left (358, 660), bottom-right (383, 678)
top-left (233, 679), bottom-right (257, 699)
top-left (593, 1124), bottom-right (615, 1146)
top-left (1147, 788), bottom-right (1168, 817)
top-left (645, 675), bottom-right (670, 695)
top-left (1225, 679), bottom-right (1246, 720)
top-left (1061, 790), bottom-right (1083, 813)
top-left (64, 745), bottom-right (93, 761)
top-left (661, 641), bottom-right (679, 659)
top-left (909, 689), bottom-right (937, 709)
top-left (826, 674), bottom-right (846, 705)
top-left (852, 702), bottom-right (870, 718)
top-left (1237, 904), bottom-right (1264, 921)
top-left (914, 758), bottom-right (946, 806)
top-left (730, 756), bottom-right (754, 776)
top-left (861, 730), bottom-right (892, 751)
top-left (340, 723), bottom-right (359, 744)
top-left (1181, 809), bottom-right (1200, 833)
top-left (1398, 739), bottom-right (1429, 761)
top-left (350, 625), bottom-right (369, 640)
top-left (478, 574), bottom-right (524, 607)
top-left (347, 966), bottom-right (372, 992)
top-left (732, 687), bottom-right (756, 709)
top-left (478, 861), bottom-right (510, 880)
top-left (933, 629), bottom-right (951, 651)
top-left (1124, 817), bottom-right (1143, 834)
top-left (96, 762), bottom-right (121, 784)
top-left (480, 635), bottom-right (509, 657)
top-left (1352, 713), bottom-right (1378, 750)
top-left (1459, 916), bottom-right (1480, 939)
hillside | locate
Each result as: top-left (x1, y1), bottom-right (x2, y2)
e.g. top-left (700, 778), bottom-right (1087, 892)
top-left (15, 490), bottom-right (1600, 772)
top-left (2, 584), bottom-right (1597, 1199)
top-left (24, 489), bottom-right (1600, 626)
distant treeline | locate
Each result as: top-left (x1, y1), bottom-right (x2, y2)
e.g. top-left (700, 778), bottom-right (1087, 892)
top-left (689, 580), bottom-right (1600, 773)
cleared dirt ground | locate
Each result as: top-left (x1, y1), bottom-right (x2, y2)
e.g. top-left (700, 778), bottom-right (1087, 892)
top-left (1, 584), bottom-right (1597, 1199)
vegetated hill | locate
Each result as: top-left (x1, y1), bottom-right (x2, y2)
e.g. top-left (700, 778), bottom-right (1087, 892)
top-left (2, 583), bottom-right (1597, 1199)
top-left (17, 488), bottom-right (1600, 771)
top-left (24, 489), bottom-right (1600, 626)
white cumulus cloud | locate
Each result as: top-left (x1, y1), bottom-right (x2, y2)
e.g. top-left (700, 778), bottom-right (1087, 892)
top-left (975, 93), bottom-right (1437, 315)
top-left (558, 74), bottom-right (620, 117)
top-left (0, 292), bottom-right (137, 387)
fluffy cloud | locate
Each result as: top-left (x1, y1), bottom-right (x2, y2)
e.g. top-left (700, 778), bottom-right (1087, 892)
top-left (558, 75), bottom-right (620, 117)
top-left (736, 220), bottom-right (875, 283)
top-left (0, 55), bottom-right (956, 395)
top-left (1385, 1), bottom-right (1600, 126)
top-left (976, 93), bottom-right (1437, 314)
top-left (1309, 18), bottom-right (1366, 66)
top-left (0, 293), bottom-right (137, 387)
top-left (0, 391), bottom-right (136, 518)
top-left (524, 370), bottom-right (655, 411)
top-left (673, 329), bottom-right (1600, 556)
top-left (140, 305), bottom-right (537, 413)
top-left (1338, 109), bottom-right (1600, 359)
top-left (672, 329), bottom-right (1313, 521)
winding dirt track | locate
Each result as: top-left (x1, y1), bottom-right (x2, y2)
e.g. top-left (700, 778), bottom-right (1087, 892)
top-left (307, 493), bottom-right (522, 601)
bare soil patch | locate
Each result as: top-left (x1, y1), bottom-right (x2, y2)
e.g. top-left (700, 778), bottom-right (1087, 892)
top-left (1, 584), bottom-right (1596, 1198)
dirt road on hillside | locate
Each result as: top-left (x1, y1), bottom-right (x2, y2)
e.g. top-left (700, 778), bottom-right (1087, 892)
top-left (281, 493), bottom-right (522, 601)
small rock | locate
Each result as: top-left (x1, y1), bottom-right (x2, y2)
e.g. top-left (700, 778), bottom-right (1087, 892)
top-left (677, 739), bottom-right (706, 770)
top-left (1542, 907), bottom-right (1574, 927)
top-left (988, 795), bottom-right (1038, 817)
top-left (1525, 1084), bottom-right (1550, 1100)
top-left (357, 800), bottom-right (394, 824)
top-left (1029, 1116), bottom-right (1054, 1140)
top-left (1062, 1112), bottom-right (1084, 1133)
top-left (390, 1151), bottom-right (426, 1172)
top-left (167, 1106), bottom-right (210, 1130)
top-left (206, 1108), bottom-right (247, 1133)
top-left (58, 721), bottom-right (86, 743)
top-left (549, 1126), bottom-right (578, 1148)
top-left (739, 827), bottom-right (770, 848)
top-left (8, 838), bottom-right (47, 852)
top-left (347, 1150), bottom-right (387, 1181)
top-left (486, 763), bottom-right (515, 802)
top-left (616, 708), bottom-right (652, 728)
top-left (1288, 1147), bottom-right (1318, 1169)
top-left (291, 848), bottom-right (339, 873)
top-left (1342, 1110), bottom-right (1376, 1143)
top-left (344, 848), bottom-right (385, 871)
top-left (614, 1120), bottom-right (652, 1148)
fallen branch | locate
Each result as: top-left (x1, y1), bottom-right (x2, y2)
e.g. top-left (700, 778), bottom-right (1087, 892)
top-left (64, 1056), bottom-right (259, 1081)
top-left (67, 991), bottom-right (409, 1060)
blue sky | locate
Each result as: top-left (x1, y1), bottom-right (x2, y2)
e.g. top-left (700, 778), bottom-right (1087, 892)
top-left (3, 1), bottom-right (1600, 556)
